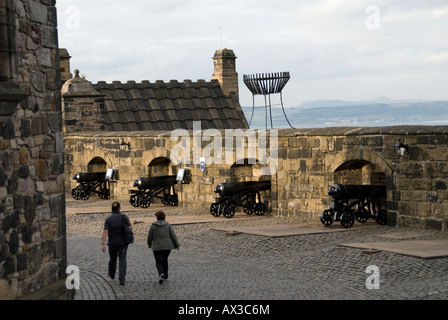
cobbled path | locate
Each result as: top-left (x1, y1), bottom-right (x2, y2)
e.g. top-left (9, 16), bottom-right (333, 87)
top-left (66, 198), bottom-right (448, 301)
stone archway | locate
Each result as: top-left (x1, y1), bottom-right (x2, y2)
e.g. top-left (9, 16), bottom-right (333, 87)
top-left (148, 157), bottom-right (178, 177)
top-left (230, 158), bottom-right (272, 212)
top-left (329, 148), bottom-right (393, 176)
top-left (334, 160), bottom-right (386, 185)
top-left (329, 148), bottom-right (394, 225)
top-left (87, 157), bottom-right (107, 173)
top-left (230, 158), bottom-right (271, 183)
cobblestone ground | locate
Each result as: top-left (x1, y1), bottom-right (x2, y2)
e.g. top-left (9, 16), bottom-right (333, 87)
top-left (66, 198), bottom-right (448, 301)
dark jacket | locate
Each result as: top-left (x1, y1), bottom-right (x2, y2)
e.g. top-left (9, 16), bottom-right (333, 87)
top-left (147, 220), bottom-right (179, 251)
top-left (104, 213), bottom-right (131, 247)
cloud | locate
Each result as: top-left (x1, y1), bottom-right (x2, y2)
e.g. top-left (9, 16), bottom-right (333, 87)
top-left (56, 1), bottom-right (448, 106)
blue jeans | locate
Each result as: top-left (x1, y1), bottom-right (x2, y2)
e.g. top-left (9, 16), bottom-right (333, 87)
top-left (108, 245), bottom-right (127, 282)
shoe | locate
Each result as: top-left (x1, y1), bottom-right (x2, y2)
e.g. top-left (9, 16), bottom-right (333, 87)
top-left (159, 274), bottom-right (165, 284)
top-left (119, 281), bottom-right (125, 286)
top-left (162, 274), bottom-right (168, 280)
top-left (107, 271), bottom-right (114, 280)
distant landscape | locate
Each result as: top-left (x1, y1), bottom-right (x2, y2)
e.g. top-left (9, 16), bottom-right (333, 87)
top-left (242, 97), bottom-right (448, 129)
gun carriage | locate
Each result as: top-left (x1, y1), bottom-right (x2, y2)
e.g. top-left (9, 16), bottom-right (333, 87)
top-left (210, 180), bottom-right (271, 218)
top-left (320, 184), bottom-right (388, 228)
top-left (71, 171), bottom-right (112, 200)
top-left (129, 175), bottom-right (178, 208)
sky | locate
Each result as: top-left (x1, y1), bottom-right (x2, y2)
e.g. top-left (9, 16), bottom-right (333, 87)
top-left (56, 0), bottom-right (448, 108)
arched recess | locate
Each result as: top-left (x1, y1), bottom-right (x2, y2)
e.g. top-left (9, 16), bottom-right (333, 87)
top-left (230, 158), bottom-right (272, 212)
top-left (334, 160), bottom-right (386, 185)
top-left (329, 148), bottom-right (393, 177)
top-left (330, 149), bottom-right (394, 224)
top-left (148, 157), bottom-right (178, 177)
top-left (230, 158), bottom-right (271, 182)
top-left (88, 157), bottom-right (107, 173)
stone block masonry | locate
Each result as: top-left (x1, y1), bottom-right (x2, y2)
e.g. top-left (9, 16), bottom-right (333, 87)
top-left (65, 125), bottom-right (448, 231)
top-left (0, 0), bottom-right (71, 300)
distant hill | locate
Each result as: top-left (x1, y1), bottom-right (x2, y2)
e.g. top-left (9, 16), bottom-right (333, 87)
top-left (296, 97), bottom-right (429, 108)
top-left (242, 99), bottom-right (448, 129)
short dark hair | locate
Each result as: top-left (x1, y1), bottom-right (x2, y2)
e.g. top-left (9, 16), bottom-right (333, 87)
top-left (112, 202), bottom-right (121, 213)
top-left (155, 211), bottom-right (165, 220)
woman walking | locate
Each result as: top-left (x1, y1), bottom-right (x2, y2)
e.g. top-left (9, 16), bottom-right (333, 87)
top-left (147, 211), bottom-right (180, 284)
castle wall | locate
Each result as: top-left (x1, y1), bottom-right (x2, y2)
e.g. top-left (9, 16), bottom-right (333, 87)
top-left (65, 126), bottom-right (448, 231)
top-left (0, 0), bottom-right (71, 300)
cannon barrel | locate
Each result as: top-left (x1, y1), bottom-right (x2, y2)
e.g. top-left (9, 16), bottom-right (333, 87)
top-left (133, 175), bottom-right (177, 190)
top-left (73, 172), bottom-right (107, 183)
top-left (328, 184), bottom-right (386, 199)
top-left (214, 180), bottom-right (271, 197)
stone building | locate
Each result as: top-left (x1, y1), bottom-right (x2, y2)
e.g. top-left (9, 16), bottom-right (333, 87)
top-left (0, 0), bottom-right (71, 299)
top-left (61, 47), bottom-right (247, 134)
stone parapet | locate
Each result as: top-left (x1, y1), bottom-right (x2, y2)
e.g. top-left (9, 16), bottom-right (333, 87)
top-left (65, 125), bottom-right (448, 231)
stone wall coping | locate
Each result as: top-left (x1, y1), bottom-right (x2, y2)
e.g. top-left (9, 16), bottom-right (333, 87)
top-left (65, 125), bottom-right (448, 138)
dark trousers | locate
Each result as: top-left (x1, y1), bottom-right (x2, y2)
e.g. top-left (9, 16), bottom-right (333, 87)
top-left (153, 250), bottom-right (171, 277)
top-left (108, 245), bottom-right (127, 282)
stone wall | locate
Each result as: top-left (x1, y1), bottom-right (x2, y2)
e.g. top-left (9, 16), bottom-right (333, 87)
top-left (0, 0), bottom-right (71, 300)
top-left (65, 126), bottom-right (448, 231)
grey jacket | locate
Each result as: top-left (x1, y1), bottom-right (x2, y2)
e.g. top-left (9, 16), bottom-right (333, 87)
top-left (147, 220), bottom-right (180, 251)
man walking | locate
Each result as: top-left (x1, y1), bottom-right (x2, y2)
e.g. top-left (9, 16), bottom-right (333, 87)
top-left (101, 202), bottom-right (132, 285)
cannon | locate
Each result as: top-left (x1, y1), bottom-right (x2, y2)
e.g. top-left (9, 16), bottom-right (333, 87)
top-left (129, 175), bottom-right (178, 208)
top-left (320, 184), bottom-right (388, 228)
top-left (210, 180), bottom-right (271, 218)
top-left (71, 171), bottom-right (113, 200)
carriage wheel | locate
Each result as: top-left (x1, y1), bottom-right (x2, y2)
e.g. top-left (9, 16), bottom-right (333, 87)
top-left (72, 188), bottom-right (81, 200)
top-left (80, 190), bottom-right (90, 201)
top-left (354, 208), bottom-right (369, 223)
top-left (139, 195), bottom-right (151, 208)
top-left (169, 194), bottom-right (178, 206)
top-left (98, 188), bottom-right (110, 199)
top-left (161, 194), bottom-right (170, 205)
top-left (243, 206), bottom-right (253, 215)
top-left (210, 203), bottom-right (221, 217)
top-left (130, 195), bottom-right (139, 207)
top-left (340, 210), bottom-right (355, 228)
top-left (376, 209), bottom-right (388, 225)
top-left (223, 206), bottom-right (235, 219)
top-left (320, 209), bottom-right (334, 226)
top-left (254, 203), bottom-right (266, 216)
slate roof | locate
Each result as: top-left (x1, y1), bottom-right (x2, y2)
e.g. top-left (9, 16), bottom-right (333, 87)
top-left (93, 79), bottom-right (249, 131)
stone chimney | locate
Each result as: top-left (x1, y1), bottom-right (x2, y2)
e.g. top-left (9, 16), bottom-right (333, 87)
top-left (212, 48), bottom-right (239, 103)
top-left (59, 48), bottom-right (73, 88)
